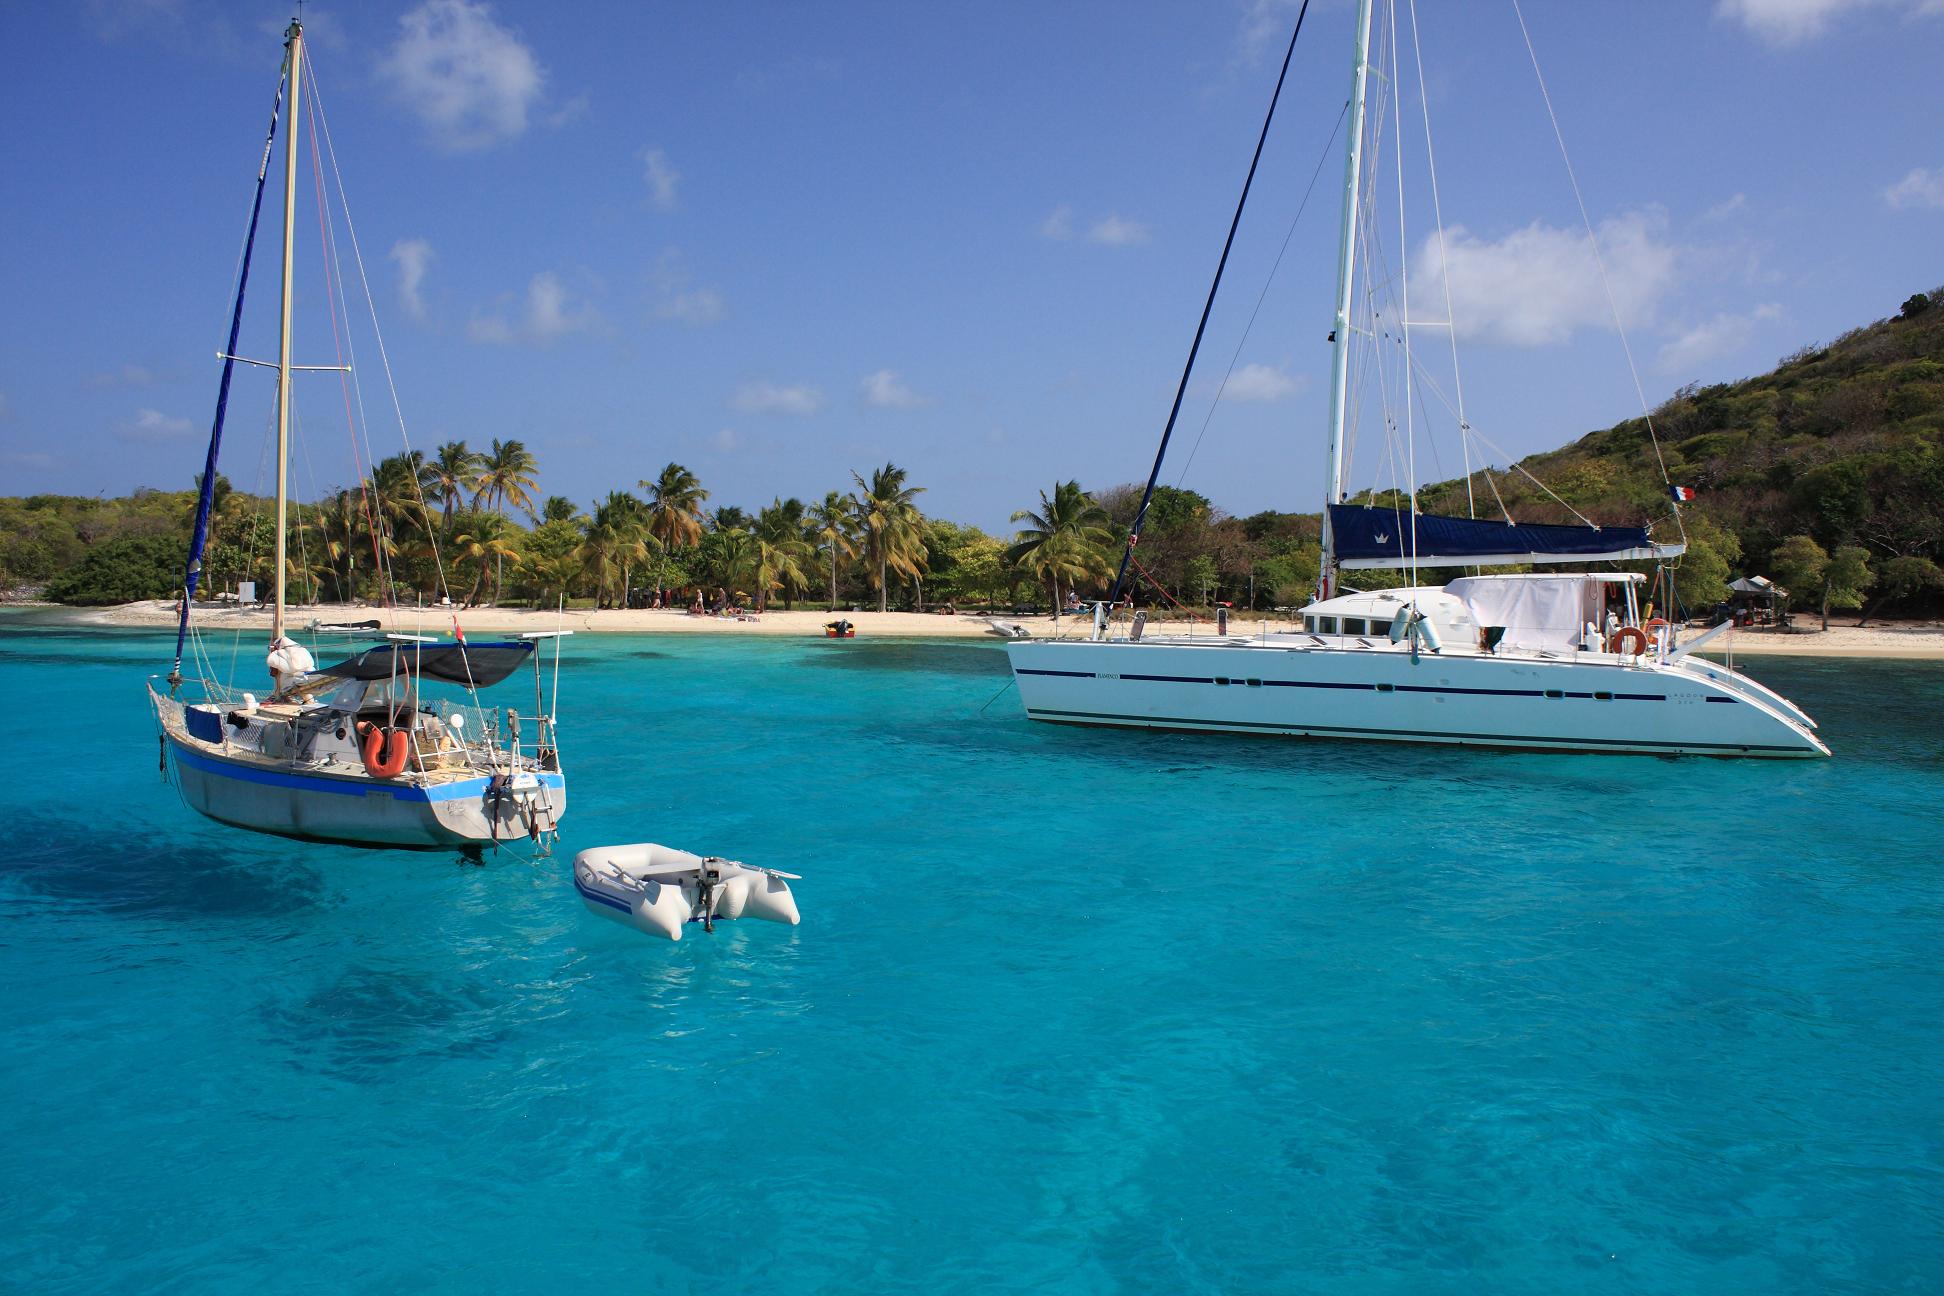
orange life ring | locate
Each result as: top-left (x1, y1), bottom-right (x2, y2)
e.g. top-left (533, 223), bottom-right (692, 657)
top-left (356, 720), bottom-right (410, 778)
top-left (1606, 626), bottom-right (1649, 655)
top-left (1643, 617), bottom-right (1670, 637)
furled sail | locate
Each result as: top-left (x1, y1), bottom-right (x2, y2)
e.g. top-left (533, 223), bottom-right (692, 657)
top-left (172, 79), bottom-right (287, 683)
top-left (1328, 504), bottom-right (1676, 569)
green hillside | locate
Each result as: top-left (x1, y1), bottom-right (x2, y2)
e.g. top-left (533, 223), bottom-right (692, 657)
top-left (1405, 287), bottom-right (1944, 616)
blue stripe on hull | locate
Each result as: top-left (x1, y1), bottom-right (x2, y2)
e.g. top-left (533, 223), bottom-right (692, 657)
top-left (169, 739), bottom-right (564, 802)
top-left (1023, 707), bottom-right (1807, 754)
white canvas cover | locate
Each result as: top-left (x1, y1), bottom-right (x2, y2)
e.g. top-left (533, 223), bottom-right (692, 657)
top-left (1446, 575), bottom-right (1603, 651)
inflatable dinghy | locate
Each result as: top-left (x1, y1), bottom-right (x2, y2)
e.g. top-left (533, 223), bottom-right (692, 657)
top-left (574, 842), bottom-right (800, 941)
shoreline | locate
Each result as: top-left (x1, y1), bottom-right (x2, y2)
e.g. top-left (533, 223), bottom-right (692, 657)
top-left (6, 600), bottom-right (1943, 658)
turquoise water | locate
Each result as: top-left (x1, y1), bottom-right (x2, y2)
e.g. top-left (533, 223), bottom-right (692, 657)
top-left (2, 616), bottom-right (1941, 1293)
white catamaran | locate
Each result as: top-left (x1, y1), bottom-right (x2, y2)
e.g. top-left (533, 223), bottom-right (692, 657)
top-left (1007, 0), bottom-right (1826, 758)
top-left (147, 19), bottom-right (572, 847)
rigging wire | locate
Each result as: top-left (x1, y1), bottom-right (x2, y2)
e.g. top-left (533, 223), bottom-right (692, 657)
top-left (1108, 0), bottom-right (1314, 605)
top-left (305, 48), bottom-right (462, 613)
top-left (1172, 99), bottom-right (1349, 488)
top-left (1509, 0), bottom-right (1684, 547)
top-left (1405, 0), bottom-right (1481, 520)
top-left (303, 85), bottom-right (390, 602)
top-left (1385, 0), bottom-right (1422, 590)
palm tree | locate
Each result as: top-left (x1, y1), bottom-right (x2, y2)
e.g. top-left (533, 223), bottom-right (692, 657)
top-left (809, 490), bottom-right (858, 611)
top-left (587, 491), bottom-right (651, 608)
top-left (1007, 480), bottom-right (1113, 619)
top-left (450, 511), bottom-right (522, 607)
top-left (425, 440), bottom-right (482, 532)
top-left (313, 487), bottom-right (364, 602)
top-left (851, 462), bottom-right (926, 613)
top-left (470, 438), bottom-right (538, 605)
top-left (474, 438), bottom-right (540, 520)
top-left (641, 462), bottom-right (709, 602)
top-left (752, 497), bottom-right (812, 611)
top-left (539, 495), bottom-right (581, 524)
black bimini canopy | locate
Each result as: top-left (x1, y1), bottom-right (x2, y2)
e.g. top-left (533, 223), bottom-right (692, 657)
top-left (314, 640), bottom-right (533, 689)
top-left (1328, 505), bottom-right (1670, 569)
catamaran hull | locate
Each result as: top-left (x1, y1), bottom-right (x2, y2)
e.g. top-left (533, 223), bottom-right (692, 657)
top-left (163, 736), bottom-right (567, 849)
top-left (1006, 639), bottom-right (1828, 758)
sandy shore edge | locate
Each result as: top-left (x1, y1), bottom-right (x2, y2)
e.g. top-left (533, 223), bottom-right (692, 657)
top-left (7, 600), bottom-right (1942, 658)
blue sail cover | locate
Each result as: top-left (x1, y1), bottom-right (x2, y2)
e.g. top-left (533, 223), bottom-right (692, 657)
top-left (1328, 504), bottom-right (1666, 569)
top-left (173, 78), bottom-right (286, 677)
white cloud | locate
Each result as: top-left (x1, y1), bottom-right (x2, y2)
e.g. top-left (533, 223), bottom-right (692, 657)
top-left (731, 380), bottom-right (825, 416)
top-left (640, 147), bottom-right (680, 211)
top-left (1088, 214), bottom-right (1149, 247)
top-left (860, 369), bottom-right (928, 410)
top-left (1701, 193), bottom-right (1749, 221)
top-left (1039, 204), bottom-right (1073, 240)
top-left (648, 250), bottom-right (725, 324)
top-left (711, 427), bottom-right (739, 453)
top-left (86, 364), bottom-right (155, 388)
top-left (1656, 303), bottom-right (1785, 374)
top-left (380, 0), bottom-right (545, 152)
top-left (546, 93), bottom-right (589, 128)
top-left (1414, 210), bottom-right (1678, 347)
top-left (1717, 0), bottom-right (1940, 44)
top-left (1884, 166), bottom-right (1944, 210)
top-left (1235, 0), bottom-right (1299, 65)
top-left (1221, 363), bottom-right (1302, 402)
top-left (117, 408), bottom-right (194, 442)
top-left (390, 238), bottom-right (434, 320)
top-left (658, 287), bottom-right (725, 324)
top-left (1, 449), bottom-right (54, 469)
top-left (468, 271), bottom-right (592, 344)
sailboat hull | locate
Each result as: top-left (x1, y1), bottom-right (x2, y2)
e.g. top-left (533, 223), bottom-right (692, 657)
top-left (1006, 637), bottom-right (1828, 758)
top-left (163, 735), bottom-right (567, 848)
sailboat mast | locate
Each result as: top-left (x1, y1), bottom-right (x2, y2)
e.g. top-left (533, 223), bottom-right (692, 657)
top-left (273, 18), bottom-right (303, 642)
top-left (1320, 0), bottom-right (1374, 598)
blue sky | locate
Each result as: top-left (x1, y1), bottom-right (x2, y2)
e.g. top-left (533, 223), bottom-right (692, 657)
top-left (1, 0), bottom-right (1940, 531)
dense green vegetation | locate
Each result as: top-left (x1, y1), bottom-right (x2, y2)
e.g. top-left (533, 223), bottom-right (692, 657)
top-left (1403, 287), bottom-right (1944, 615)
top-left (7, 290), bottom-right (1940, 620)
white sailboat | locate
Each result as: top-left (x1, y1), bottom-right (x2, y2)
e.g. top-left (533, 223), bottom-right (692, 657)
top-left (1006, 0), bottom-right (1826, 758)
top-left (147, 19), bottom-right (573, 847)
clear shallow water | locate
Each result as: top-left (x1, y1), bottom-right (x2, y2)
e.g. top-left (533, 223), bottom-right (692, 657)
top-left (2, 616), bottom-right (1941, 1294)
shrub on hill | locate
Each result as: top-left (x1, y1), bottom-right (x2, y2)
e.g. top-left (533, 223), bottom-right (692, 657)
top-left (41, 535), bottom-right (184, 605)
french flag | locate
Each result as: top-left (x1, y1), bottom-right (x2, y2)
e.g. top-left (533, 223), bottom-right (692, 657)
top-left (1670, 485), bottom-right (1697, 503)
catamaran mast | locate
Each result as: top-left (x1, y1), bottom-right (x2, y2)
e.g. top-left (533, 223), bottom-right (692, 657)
top-left (1320, 0), bottom-right (1374, 599)
top-left (273, 18), bottom-right (302, 642)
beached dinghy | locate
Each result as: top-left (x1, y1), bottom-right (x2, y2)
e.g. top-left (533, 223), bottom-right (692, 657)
top-left (574, 843), bottom-right (800, 941)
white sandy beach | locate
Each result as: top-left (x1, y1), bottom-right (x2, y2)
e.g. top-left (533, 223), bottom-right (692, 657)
top-left (39, 600), bottom-right (1944, 658)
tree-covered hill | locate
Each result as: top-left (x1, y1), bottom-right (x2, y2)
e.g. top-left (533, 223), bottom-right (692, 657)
top-left (1405, 287), bottom-right (1944, 614)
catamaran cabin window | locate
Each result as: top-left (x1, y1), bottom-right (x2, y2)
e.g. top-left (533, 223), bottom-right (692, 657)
top-left (1344, 618), bottom-right (1367, 635)
top-left (1318, 616), bottom-right (1339, 634)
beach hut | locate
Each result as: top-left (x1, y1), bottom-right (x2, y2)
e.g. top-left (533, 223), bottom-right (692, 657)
top-left (1728, 575), bottom-right (1786, 625)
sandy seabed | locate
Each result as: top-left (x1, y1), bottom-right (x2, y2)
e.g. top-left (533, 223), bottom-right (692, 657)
top-left (42, 600), bottom-right (1944, 658)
